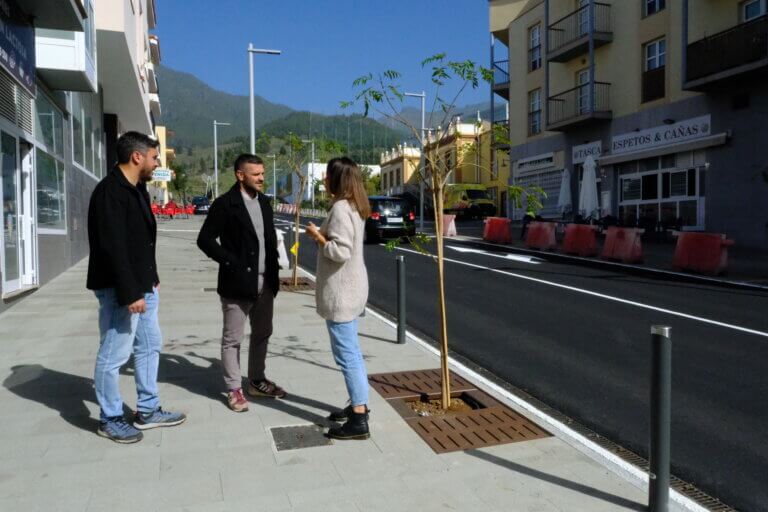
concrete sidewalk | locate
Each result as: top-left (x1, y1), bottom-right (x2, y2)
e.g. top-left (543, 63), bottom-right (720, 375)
top-left (0, 218), bottom-right (662, 512)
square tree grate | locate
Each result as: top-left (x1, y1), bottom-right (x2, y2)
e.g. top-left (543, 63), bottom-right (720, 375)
top-left (368, 368), bottom-right (477, 399)
top-left (368, 369), bottom-right (550, 454)
top-left (270, 425), bottom-right (332, 451)
top-left (279, 277), bottom-right (315, 291)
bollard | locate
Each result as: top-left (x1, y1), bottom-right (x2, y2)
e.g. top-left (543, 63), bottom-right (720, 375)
top-left (649, 325), bottom-right (672, 512)
top-left (396, 255), bottom-right (406, 344)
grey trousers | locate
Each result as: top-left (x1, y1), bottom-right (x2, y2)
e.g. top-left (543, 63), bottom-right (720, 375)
top-left (220, 288), bottom-right (274, 390)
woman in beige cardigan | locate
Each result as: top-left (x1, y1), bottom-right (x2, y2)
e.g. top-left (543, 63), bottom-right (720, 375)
top-left (306, 157), bottom-right (372, 440)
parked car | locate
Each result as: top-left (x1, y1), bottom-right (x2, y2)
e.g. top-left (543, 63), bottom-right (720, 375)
top-left (191, 195), bottom-right (210, 214)
top-left (364, 196), bottom-right (416, 243)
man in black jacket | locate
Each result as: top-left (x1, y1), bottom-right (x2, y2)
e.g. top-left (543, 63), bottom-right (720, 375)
top-left (88, 132), bottom-right (186, 443)
top-left (197, 154), bottom-right (284, 412)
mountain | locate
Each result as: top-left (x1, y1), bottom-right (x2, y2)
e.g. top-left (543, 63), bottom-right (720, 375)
top-left (378, 100), bottom-right (507, 132)
top-left (157, 65), bottom-right (294, 147)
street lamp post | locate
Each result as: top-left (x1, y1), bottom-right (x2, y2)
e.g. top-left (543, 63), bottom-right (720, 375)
top-left (213, 120), bottom-right (230, 198)
top-left (248, 44), bottom-right (281, 153)
top-left (267, 154), bottom-right (277, 199)
top-left (405, 91), bottom-right (426, 231)
top-left (302, 139), bottom-right (316, 208)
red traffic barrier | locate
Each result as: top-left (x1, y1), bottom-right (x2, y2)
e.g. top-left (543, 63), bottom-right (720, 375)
top-left (442, 214), bottom-right (457, 237)
top-left (483, 217), bottom-right (511, 243)
top-left (672, 232), bottom-right (734, 276)
top-left (562, 224), bottom-right (599, 257)
top-left (601, 227), bottom-right (644, 263)
top-left (525, 221), bottom-right (557, 251)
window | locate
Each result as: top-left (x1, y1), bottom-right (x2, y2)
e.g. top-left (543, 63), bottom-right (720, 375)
top-left (36, 149), bottom-right (66, 230)
top-left (577, 0), bottom-right (590, 36)
top-left (35, 94), bottom-right (64, 158)
top-left (645, 0), bottom-right (666, 16)
top-left (621, 178), bottom-right (641, 201)
top-left (576, 69), bottom-right (590, 114)
top-left (645, 39), bottom-right (666, 71)
top-left (528, 24), bottom-right (541, 71)
top-left (528, 89), bottom-right (542, 135)
top-left (741, 0), bottom-right (766, 21)
top-left (70, 92), bottom-right (104, 177)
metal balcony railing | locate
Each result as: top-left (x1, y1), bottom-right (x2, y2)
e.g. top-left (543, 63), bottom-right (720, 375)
top-left (642, 66), bottom-right (665, 103)
top-left (686, 14), bottom-right (768, 83)
top-left (548, 3), bottom-right (612, 55)
top-left (547, 82), bottom-right (610, 127)
top-left (493, 60), bottom-right (509, 87)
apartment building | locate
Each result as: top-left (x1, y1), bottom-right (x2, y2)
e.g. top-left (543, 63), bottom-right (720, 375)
top-left (490, 0), bottom-right (768, 248)
top-left (0, 0), bottom-right (161, 312)
top-left (380, 143), bottom-right (421, 196)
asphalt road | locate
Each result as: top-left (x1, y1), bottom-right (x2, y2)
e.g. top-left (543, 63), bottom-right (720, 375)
top-left (276, 213), bottom-right (768, 512)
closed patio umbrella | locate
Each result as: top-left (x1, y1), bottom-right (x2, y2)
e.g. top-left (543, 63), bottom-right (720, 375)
top-left (578, 155), bottom-right (600, 220)
top-left (557, 168), bottom-right (572, 215)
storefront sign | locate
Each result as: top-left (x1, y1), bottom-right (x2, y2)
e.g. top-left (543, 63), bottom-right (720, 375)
top-left (572, 141), bottom-right (602, 164)
top-left (611, 115), bottom-right (711, 155)
top-left (152, 168), bottom-right (172, 182)
top-left (0, 0), bottom-right (35, 96)
top-left (515, 152), bottom-right (554, 174)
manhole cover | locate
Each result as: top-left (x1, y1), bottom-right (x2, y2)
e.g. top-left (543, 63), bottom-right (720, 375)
top-left (368, 369), bottom-right (477, 399)
top-left (270, 425), bottom-right (331, 451)
top-left (279, 277), bottom-right (315, 291)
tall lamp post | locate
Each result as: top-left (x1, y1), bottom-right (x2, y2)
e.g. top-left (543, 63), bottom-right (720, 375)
top-left (405, 91), bottom-right (426, 231)
top-left (267, 154), bottom-right (277, 199)
top-left (302, 139), bottom-right (316, 207)
top-left (248, 44), bottom-right (281, 153)
top-left (213, 120), bottom-right (230, 198)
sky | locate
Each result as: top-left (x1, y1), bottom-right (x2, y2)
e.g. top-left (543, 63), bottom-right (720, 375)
top-left (154, 0), bottom-right (492, 114)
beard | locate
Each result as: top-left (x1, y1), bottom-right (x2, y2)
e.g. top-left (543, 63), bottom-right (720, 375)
top-left (241, 181), bottom-right (263, 196)
top-left (139, 167), bottom-right (154, 183)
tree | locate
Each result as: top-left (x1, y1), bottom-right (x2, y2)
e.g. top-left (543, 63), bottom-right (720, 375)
top-left (256, 131), bottom-right (271, 155)
top-left (170, 162), bottom-right (190, 204)
top-left (360, 165), bottom-right (381, 196)
top-left (284, 133), bottom-right (310, 286)
top-left (345, 54), bottom-right (544, 409)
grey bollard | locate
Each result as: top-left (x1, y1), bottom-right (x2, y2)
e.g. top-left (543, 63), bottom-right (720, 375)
top-left (396, 255), bottom-right (406, 344)
top-left (649, 325), bottom-right (672, 512)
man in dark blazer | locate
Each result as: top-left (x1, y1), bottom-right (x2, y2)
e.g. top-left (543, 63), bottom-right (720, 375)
top-left (87, 132), bottom-right (186, 443)
top-left (197, 154), bottom-right (283, 412)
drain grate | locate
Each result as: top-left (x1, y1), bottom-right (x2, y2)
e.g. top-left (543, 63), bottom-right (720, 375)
top-left (406, 406), bottom-right (550, 454)
top-left (368, 369), bottom-right (477, 399)
top-left (270, 425), bottom-right (332, 451)
top-left (279, 277), bottom-right (315, 291)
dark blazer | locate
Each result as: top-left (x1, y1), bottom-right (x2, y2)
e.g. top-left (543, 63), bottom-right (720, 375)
top-left (197, 184), bottom-right (279, 300)
top-left (86, 166), bottom-right (159, 306)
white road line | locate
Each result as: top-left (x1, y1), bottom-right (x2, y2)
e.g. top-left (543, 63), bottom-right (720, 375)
top-left (447, 245), bottom-right (543, 264)
top-left (394, 245), bottom-right (768, 339)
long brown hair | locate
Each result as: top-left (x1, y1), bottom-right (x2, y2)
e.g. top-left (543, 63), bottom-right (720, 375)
top-left (325, 157), bottom-right (371, 219)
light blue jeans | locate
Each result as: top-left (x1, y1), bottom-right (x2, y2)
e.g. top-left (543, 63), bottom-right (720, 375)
top-left (94, 287), bottom-right (162, 421)
top-left (326, 319), bottom-right (369, 407)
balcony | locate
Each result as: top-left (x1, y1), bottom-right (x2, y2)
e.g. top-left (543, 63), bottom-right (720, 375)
top-left (493, 60), bottom-right (509, 99)
top-left (35, 28), bottom-right (97, 92)
top-left (547, 3), bottom-right (612, 63)
top-left (149, 36), bottom-right (162, 65)
top-left (23, 0), bottom-right (86, 31)
top-left (547, 82), bottom-right (611, 131)
top-left (642, 66), bottom-right (665, 103)
top-left (684, 15), bottom-right (768, 91)
top-left (146, 62), bottom-right (159, 94)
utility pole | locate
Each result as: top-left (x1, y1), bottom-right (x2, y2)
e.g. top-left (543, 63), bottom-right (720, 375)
top-left (213, 120), bottom-right (230, 198)
top-left (248, 43), bottom-right (281, 154)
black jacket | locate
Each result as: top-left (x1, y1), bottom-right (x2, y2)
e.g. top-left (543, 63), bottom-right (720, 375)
top-left (86, 166), bottom-right (159, 306)
top-left (197, 184), bottom-right (279, 300)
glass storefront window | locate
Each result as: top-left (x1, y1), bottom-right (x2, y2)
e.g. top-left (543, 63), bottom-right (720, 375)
top-left (36, 148), bottom-right (66, 230)
top-left (642, 174), bottom-right (658, 200)
top-left (679, 200), bottom-right (697, 226)
top-left (72, 93), bottom-right (84, 166)
top-left (35, 94), bottom-right (64, 158)
top-left (621, 178), bottom-right (641, 201)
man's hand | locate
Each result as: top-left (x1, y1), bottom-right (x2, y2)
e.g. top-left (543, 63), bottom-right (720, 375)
top-left (127, 298), bottom-right (147, 314)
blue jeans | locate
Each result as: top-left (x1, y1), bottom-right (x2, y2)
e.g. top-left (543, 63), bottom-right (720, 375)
top-left (326, 319), bottom-right (369, 407)
top-left (94, 287), bottom-right (162, 421)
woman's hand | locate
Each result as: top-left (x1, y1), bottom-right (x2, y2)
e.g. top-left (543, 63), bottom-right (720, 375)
top-left (306, 222), bottom-right (327, 246)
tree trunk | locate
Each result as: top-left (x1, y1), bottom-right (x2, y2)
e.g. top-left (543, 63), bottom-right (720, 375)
top-left (434, 182), bottom-right (451, 410)
top-left (292, 206), bottom-right (300, 286)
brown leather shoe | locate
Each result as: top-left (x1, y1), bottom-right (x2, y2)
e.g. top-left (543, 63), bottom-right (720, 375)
top-left (247, 379), bottom-right (287, 399)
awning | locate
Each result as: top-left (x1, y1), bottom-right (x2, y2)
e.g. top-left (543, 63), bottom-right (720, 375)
top-left (599, 133), bottom-right (728, 166)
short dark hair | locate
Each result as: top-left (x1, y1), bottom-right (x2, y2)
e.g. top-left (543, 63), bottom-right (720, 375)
top-left (116, 131), bottom-right (160, 164)
top-left (234, 153), bottom-right (264, 173)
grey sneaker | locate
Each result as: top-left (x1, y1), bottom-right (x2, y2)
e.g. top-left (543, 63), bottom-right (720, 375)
top-left (98, 418), bottom-right (143, 444)
top-left (133, 407), bottom-right (187, 430)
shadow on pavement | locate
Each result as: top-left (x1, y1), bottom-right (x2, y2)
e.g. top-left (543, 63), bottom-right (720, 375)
top-left (466, 449), bottom-right (646, 511)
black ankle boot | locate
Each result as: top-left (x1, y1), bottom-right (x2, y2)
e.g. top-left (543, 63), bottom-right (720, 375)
top-left (328, 405), bottom-right (370, 423)
top-left (327, 410), bottom-right (370, 440)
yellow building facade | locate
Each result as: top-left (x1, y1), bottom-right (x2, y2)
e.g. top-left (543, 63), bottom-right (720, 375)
top-left (490, 0), bottom-right (768, 248)
top-left (148, 125), bottom-right (175, 204)
top-left (379, 145), bottom-right (421, 196)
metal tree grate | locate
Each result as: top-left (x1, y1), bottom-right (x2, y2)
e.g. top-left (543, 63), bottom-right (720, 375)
top-left (270, 425), bottom-right (332, 451)
top-left (368, 369), bottom-right (477, 399)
